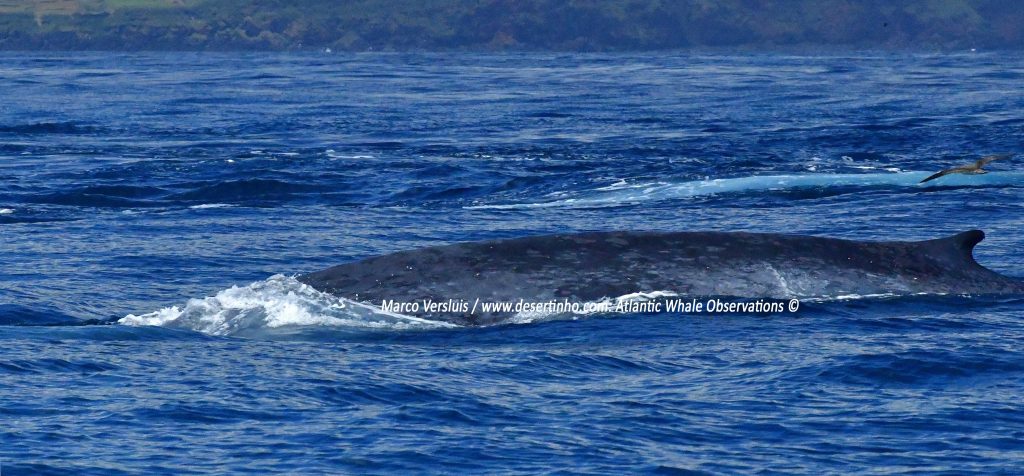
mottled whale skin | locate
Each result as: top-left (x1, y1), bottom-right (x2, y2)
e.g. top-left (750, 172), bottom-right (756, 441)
top-left (299, 230), bottom-right (1024, 325)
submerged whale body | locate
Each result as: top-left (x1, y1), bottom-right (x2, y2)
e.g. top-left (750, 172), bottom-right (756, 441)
top-left (299, 230), bottom-right (1024, 326)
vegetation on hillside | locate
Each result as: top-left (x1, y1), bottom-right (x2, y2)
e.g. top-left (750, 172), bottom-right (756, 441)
top-left (0, 0), bottom-right (1021, 51)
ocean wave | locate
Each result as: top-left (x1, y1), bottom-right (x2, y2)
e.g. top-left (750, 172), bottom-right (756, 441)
top-left (469, 171), bottom-right (1024, 209)
top-left (188, 203), bottom-right (234, 210)
top-left (119, 275), bottom-right (457, 336)
top-left (0, 207), bottom-right (79, 224)
top-left (0, 303), bottom-right (82, 326)
top-left (117, 274), bottom-right (971, 337)
top-left (168, 179), bottom-right (327, 202)
top-left (816, 348), bottom-right (1024, 385)
top-left (29, 185), bottom-right (165, 208)
top-left (0, 357), bottom-right (118, 375)
top-left (118, 282), bottom-right (694, 335)
top-left (0, 121), bottom-right (100, 135)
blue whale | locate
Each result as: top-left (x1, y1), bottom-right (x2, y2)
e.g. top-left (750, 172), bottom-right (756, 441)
top-left (299, 230), bottom-right (1024, 325)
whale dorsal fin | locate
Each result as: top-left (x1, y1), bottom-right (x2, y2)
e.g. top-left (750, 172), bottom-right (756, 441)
top-left (952, 229), bottom-right (985, 255)
top-left (934, 229), bottom-right (985, 264)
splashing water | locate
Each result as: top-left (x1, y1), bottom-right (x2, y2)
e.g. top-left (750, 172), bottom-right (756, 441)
top-left (119, 275), bottom-right (456, 336)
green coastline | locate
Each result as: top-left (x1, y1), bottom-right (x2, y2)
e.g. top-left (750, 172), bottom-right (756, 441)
top-left (1, 0), bottom-right (1022, 51)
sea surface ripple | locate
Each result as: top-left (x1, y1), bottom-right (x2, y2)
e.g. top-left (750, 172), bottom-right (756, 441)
top-left (2, 52), bottom-right (1024, 474)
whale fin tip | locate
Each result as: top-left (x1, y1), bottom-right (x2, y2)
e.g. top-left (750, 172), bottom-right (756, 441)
top-left (949, 229), bottom-right (985, 260)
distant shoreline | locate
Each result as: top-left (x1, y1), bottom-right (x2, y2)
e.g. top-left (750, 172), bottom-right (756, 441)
top-left (1, 0), bottom-right (1021, 52)
top-left (0, 46), bottom-right (1013, 54)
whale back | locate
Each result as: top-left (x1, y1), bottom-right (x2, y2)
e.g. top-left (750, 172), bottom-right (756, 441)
top-left (298, 230), bottom-right (1023, 324)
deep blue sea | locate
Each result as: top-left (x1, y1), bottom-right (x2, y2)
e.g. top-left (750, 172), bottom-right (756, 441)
top-left (2, 52), bottom-right (1024, 474)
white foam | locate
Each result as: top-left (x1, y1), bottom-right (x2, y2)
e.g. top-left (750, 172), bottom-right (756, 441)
top-left (326, 149), bottom-right (374, 160)
top-left (468, 171), bottom-right (1024, 210)
top-left (189, 203), bottom-right (233, 210)
top-left (0, 208), bottom-right (13, 215)
top-left (120, 274), bottom-right (969, 335)
top-left (594, 179), bottom-right (630, 191)
top-left (765, 264), bottom-right (793, 296)
top-left (507, 290), bottom-right (680, 324)
top-left (120, 275), bottom-right (456, 336)
top-left (803, 292), bottom-right (940, 302)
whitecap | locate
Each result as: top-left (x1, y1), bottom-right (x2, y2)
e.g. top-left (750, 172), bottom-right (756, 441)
top-left (0, 208), bottom-right (13, 215)
top-left (189, 203), bottom-right (233, 210)
top-left (326, 150), bottom-right (374, 159)
top-left (120, 275), bottom-right (456, 336)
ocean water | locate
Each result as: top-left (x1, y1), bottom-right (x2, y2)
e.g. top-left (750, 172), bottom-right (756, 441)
top-left (2, 51), bottom-right (1024, 474)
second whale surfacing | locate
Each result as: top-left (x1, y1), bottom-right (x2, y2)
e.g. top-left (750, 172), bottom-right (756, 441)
top-left (298, 230), bottom-right (1024, 326)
